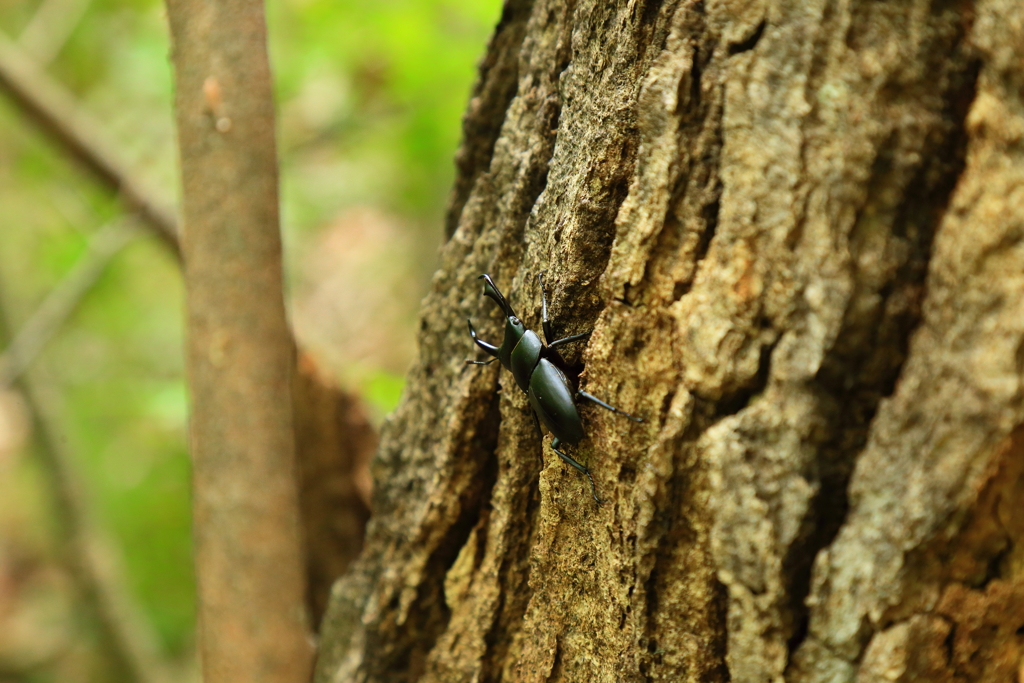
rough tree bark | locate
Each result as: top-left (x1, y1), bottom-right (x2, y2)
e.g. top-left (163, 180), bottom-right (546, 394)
top-left (316, 1), bottom-right (1024, 681)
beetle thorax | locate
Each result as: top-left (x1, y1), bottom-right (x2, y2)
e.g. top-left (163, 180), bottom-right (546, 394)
top-left (497, 315), bottom-right (526, 369)
top-left (509, 329), bottom-right (543, 393)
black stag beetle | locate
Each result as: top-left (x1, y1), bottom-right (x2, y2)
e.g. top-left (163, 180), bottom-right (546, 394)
top-left (466, 272), bottom-right (642, 503)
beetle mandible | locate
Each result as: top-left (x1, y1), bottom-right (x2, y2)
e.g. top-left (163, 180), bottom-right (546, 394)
top-left (466, 272), bottom-right (642, 503)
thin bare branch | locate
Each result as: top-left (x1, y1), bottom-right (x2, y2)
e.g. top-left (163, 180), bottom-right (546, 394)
top-left (18, 0), bottom-right (93, 65)
top-left (0, 32), bottom-right (179, 258)
top-left (0, 221), bottom-right (137, 388)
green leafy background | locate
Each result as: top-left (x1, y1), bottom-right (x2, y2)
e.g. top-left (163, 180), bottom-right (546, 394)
top-left (0, 0), bottom-right (501, 678)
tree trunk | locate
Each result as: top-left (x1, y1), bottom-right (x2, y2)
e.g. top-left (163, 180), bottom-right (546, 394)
top-left (166, 0), bottom-right (315, 680)
top-left (316, 1), bottom-right (1024, 681)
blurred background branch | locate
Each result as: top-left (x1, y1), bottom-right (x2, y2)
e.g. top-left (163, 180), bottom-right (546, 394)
top-left (0, 282), bottom-right (171, 683)
top-left (18, 0), bottom-right (93, 66)
top-left (0, 221), bottom-right (138, 389)
top-left (0, 19), bottom-right (381, 645)
top-left (0, 32), bottom-right (179, 257)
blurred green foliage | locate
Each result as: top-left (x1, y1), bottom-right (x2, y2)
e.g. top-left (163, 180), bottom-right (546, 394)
top-left (0, 0), bottom-right (501, 677)
top-left (272, 0), bottom-right (503, 222)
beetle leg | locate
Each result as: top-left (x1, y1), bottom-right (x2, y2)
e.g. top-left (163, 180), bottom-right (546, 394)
top-left (577, 390), bottom-right (644, 422)
top-left (467, 318), bottom-right (499, 356)
top-left (537, 271), bottom-right (557, 345)
top-left (530, 412), bottom-right (545, 467)
top-left (538, 273), bottom-right (592, 349)
top-left (465, 359), bottom-right (498, 365)
top-left (548, 330), bottom-right (591, 349)
top-left (551, 438), bottom-right (605, 504)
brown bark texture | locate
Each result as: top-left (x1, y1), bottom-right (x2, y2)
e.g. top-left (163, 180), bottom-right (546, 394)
top-left (166, 1), bottom-right (315, 681)
top-left (316, 1), bottom-right (1024, 682)
top-left (295, 354), bottom-right (375, 627)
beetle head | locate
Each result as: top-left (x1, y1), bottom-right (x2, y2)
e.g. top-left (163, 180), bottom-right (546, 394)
top-left (480, 274), bottom-right (526, 369)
